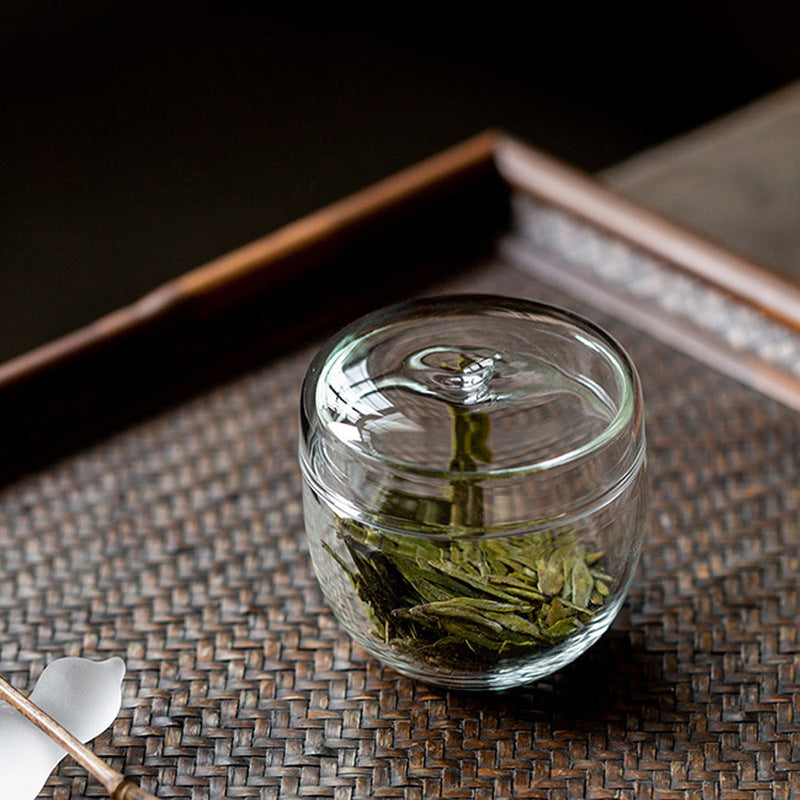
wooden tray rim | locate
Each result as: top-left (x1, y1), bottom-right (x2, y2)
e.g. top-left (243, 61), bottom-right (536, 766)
top-left (3, 129), bottom-right (798, 391)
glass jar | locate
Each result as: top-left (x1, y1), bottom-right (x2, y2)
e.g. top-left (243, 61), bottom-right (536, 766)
top-left (299, 295), bottom-right (646, 690)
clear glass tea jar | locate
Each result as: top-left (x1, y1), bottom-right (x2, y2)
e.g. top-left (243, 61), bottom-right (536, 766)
top-left (299, 295), bottom-right (646, 690)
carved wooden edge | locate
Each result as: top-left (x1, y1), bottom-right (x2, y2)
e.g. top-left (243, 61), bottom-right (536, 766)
top-left (494, 134), bottom-right (800, 333)
top-left (2, 128), bottom-right (798, 391)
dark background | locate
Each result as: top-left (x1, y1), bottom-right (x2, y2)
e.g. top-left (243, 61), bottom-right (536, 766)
top-left (3, 1), bottom-right (799, 364)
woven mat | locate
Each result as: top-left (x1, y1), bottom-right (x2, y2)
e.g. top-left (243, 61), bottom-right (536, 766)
top-left (3, 257), bottom-right (800, 800)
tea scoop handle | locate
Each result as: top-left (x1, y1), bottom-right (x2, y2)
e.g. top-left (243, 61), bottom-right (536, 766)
top-left (113, 778), bottom-right (161, 800)
top-left (0, 673), bottom-right (160, 800)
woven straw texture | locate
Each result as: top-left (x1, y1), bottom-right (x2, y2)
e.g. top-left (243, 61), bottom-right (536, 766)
top-left (3, 256), bottom-right (800, 800)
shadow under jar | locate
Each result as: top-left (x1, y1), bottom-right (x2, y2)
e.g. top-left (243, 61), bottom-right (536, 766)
top-left (299, 295), bottom-right (646, 690)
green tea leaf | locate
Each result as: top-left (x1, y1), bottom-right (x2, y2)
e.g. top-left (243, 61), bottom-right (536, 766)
top-left (538, 556), bottom-right (564, 596)
top-left (323, 399), bottom-right (615, 670)
top-left (542, 597), bottom-right (567, 627)
top-left (543, 618), bottom-right (577, 641)
top-left (571, 559), bottom-right (594, 608)
top-left (594, 579), bottom-right (610, 597)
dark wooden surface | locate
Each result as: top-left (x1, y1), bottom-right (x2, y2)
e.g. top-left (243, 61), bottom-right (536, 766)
top-left (605, 82), bottom-right (800, 284)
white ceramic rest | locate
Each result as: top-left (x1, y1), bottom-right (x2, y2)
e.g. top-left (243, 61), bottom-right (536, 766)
top-left (0, 657), bottom-right (125, 800)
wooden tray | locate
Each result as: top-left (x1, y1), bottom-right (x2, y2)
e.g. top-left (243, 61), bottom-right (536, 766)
top-left (3, 133), bottom-right (800, 799)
